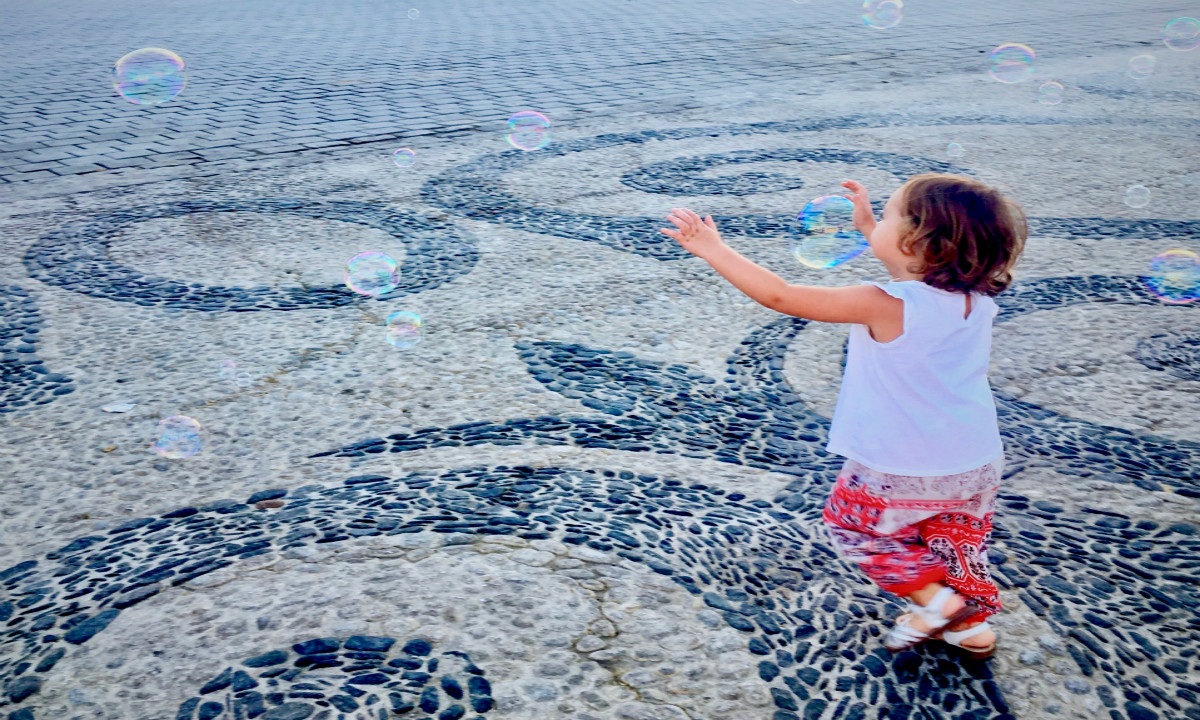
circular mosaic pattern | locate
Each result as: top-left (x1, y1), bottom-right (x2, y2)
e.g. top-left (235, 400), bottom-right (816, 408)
top-left (23, 199), bottom-right (478, 311)
top-left (619, 148), bottom-right (963, 196)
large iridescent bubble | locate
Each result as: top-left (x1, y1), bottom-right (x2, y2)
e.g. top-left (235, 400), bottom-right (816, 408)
top-left (1144, 249), bottom-right (1200, 304)
top-left (154, 415), bottom-right (203, 459)
top-left (385, 311), bottom-right (424, 349)
top-left (792, 196), bottom-right (867, 269)
top-left (861, 0), bottom-right (902, 30)
top-left (988, 43), bottom-right (1036, 84)
top-left (345, 251), bottom-right (399, 297)
top-left (506, 111), bottom-right (552, 151)
top-left (113, 48), bottom-right (186, 105)
top-left (1162, 17), bottom-right (1200, 52)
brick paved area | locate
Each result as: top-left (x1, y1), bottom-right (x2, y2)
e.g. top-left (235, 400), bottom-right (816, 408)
top-left (0, 0), bottom-right (1189, 186)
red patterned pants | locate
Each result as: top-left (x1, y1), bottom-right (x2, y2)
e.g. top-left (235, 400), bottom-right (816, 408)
top-left (822, 457), bottom-right (1004, 624)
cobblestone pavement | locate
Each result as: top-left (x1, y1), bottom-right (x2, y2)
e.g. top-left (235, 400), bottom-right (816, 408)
top-left (2, 2), bottom-right (1200, 720)
top-left (0, 0), bottom-right (1189, 186)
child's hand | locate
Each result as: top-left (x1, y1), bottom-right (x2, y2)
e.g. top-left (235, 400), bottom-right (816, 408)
top-left (841, 180), bottom-right (877, 237)
top-left (661, 207), bottom-right (725, 259)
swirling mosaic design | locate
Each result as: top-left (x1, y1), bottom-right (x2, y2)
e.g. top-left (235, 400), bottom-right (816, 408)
top-left (3, 114), bottom-right (1198, 720)
top-left (1, 462), bottom-right (1197, 719)
top-left (619, 148), bottom-right (964, 196)
top-left (0, 285), bottom-right (74, 414)
top-left (317, 275), bottom-right (1199, 493)
top-left (419, 113), bottom-right (1200, 262)
top-left (1134, 332), bottom-right (1200, 382)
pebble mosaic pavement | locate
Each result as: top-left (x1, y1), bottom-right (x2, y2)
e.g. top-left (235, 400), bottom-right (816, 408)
top-left (2, 1), bottom-right (1200, 720)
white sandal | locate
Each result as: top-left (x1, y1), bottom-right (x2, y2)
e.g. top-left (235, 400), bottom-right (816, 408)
top-left (883, 586), bottom-right (978, 652)
top-left (942, 621), bottom-right (997, 659)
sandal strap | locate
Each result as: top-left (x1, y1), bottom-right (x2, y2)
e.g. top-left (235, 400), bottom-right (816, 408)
top-left (911, 587), bottom-right (958, 628)
top-left (884, 614), bottom-right (933, 648)
top-left (943, 622), bottom-right (992, 644)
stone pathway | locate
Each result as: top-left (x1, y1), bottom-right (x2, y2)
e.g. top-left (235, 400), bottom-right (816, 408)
top-left (1, 2), bottom-right (1199, 720)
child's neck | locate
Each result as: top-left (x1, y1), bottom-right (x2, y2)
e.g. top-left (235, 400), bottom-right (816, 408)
top-left (887, 266), bottom-right (925, 282)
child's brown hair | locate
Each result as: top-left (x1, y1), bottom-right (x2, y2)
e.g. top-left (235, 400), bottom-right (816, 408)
top-left (897, 173), bottom-right (1027, 296)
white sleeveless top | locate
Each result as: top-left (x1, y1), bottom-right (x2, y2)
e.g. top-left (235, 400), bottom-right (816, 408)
top-left (825, 280), bottom-right (1004, 477)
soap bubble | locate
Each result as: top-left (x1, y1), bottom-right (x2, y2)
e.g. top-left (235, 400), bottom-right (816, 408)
top-left (393, 147), bottom-right (416, 167)
top-left (218, 359), bottom-right (237, 379)
top-left (1037, 81), bottom-right (1064, 105)
top-left (1162, 17), bottom-right (1200, 51)
top-left (946, 142), bottom-right (965, 158)
top-left (861, 0), bottom-right (902, 29)
top-left (345, 251), bottom-right (399, 297)
top-left (385, 311), bottom-right (424, 349)
top-left (506, 111), bottom-right (552, 151)
top-left (988, 43), bottom-right (1036, 84)
top-left (235, 372), bottom-right (253, 388)
top-left (1144, 249), bottom-right (1200, 304)
top-left (792, 196), bottom-right (868, 269)
top-left (1124, 184), bottom-right (1151, 209)
top-left (407, 8), bottom-right (420, 19)
top-left (154, 415), bottom-right (202, 459)
top-left (1126, 54), bottom-right (1156, 80)
top-left (113, 48), bottom-right (186, 105)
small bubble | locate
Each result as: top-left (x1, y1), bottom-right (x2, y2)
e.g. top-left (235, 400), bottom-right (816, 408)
top-left (345, 251), bottom-right (399, 297)
top-left (113, 48), bottom-right (186, 105)
top-left (153, 415), bottom-right (202, 459)
top-left (861, 0), bottom-right (902, 29)
top-left (946, 142), bottom-right (965, 158)
top-left (792, 196), bottom-right (867, 269)
top-left (1144, 249), bottom-right (1200, 304)
top-left (392, 147), bottom-right (416, 167)
top-left (1124, 184), bottom-right (1151, 209)
top-left (385, 311), bottom-right (424, 349)
top-left (1162, 17), bottom-right (1200, 52)
top-left (235, 372), bottom-right (253, 388)
top-left (988, 43), bottom-right (1036, 84)
top-left (506, 111), bottom-right (552, 151)
top-left (1126, 54), bottom-right (1156, 80)
top-left (1037, 81), bottom-right (1064, 105)
top-left (407, 8), bottom-right (420, 19)
top-left (218, 359), bottom-right (237, 379)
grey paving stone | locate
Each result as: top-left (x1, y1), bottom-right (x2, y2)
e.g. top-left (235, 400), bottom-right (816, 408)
top-left (0, 0), bottom-right (1179, 182)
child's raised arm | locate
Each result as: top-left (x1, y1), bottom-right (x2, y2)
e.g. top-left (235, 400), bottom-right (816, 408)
top-left (661, 207), bottom-right (899, 326)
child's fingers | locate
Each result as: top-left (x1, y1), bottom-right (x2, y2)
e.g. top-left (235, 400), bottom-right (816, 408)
top-left (660, 228), bottom-right (684, 242)
top-left (703, 215), bottom-right (717, 230)
top-left (675, 207), bottom-right (702, 227)
top-left (669, 209), bottom-right (693, 231)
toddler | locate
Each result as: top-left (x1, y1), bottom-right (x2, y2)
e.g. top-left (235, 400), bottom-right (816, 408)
top-left (661, 173), bottom-right (1027, 658)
